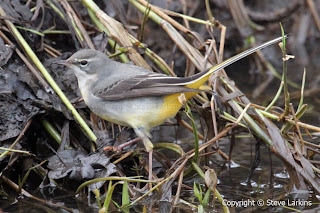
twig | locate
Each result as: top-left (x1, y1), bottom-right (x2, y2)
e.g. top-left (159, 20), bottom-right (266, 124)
top-left (306, 0), bottom-right (320, 32)
top-left (0, 120), bottom-right (32, 160)
top-left (279, 24), bottom-right (290, 119)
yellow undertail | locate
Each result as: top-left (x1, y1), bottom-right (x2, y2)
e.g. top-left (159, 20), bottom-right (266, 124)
top-left (156, 74), bottom-right (211, 127)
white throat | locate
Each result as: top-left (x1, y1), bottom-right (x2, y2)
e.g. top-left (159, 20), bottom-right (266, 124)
top-left (72, 66), bottom-right (97, 99)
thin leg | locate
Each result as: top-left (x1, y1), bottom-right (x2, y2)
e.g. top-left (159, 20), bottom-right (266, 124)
top-left (148, 150), bottom-right (153, 189)
top-left (133, 127), bottom-right (154, 188)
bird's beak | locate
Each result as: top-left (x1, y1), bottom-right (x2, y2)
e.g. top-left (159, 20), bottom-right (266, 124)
top-left (53, 59), bottom-right (68, 66)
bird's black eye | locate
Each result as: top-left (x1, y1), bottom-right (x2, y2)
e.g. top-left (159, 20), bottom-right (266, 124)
top-left (79, 60), bottom-right (88, 67)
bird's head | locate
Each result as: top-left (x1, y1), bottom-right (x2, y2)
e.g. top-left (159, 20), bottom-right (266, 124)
top-left (55, 49), bottom-right (110, 77)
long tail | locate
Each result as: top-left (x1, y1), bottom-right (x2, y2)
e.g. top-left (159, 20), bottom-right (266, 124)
top-left (186, 35), bottom-right (287, 89)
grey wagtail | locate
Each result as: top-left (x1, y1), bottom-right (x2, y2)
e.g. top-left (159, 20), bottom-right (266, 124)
top-left (57, 36), bottom-right (285, 180)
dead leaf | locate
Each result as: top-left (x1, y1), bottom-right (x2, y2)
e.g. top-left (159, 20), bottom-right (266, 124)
top-left (47, 150), bottom-right (116, 185)
top-left (204, 168), bottom-right (217, 190)
top-left (178, 93), bottom-right (186, 104)
top-left (282, 54), bottom-right (295, 61)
